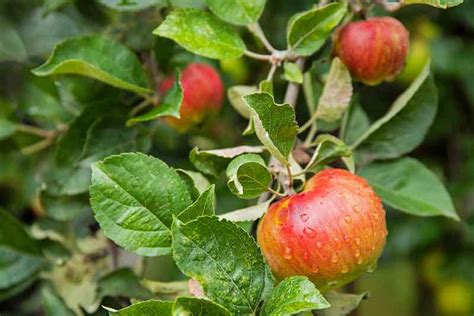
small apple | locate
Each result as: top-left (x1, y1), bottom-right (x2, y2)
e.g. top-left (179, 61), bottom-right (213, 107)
top-left (159, 63), bottom-right (224, 131)
top-left (334, 17), bottom-right (410, 85)
top-left (258, 169), bottom-right (387, 291)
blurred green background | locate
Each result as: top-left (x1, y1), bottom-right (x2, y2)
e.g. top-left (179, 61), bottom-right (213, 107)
top-left (0, 0), bottom-right (473, 315)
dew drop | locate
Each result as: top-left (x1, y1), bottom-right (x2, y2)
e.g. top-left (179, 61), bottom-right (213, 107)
top-left (355, 237), bottom-right (361, 245)
top-left (341, 265), bottom-right (349, 274)
top-left (333, 237), bottom-right (340, 243)
top-left (353, 205), bottom-right (361, 213)
top-left (373, 212), bottom-right (379, 221)
top-left (343, 234), bottom-right (349, 242)
top-left (344, 215), bottom-right (352, 223)
top-left (310, 265), bottom-right (319, 273)
top-left (328, 281), bottom-right (339, 288)
top-left (354, 249), bottom-right (361, 258)
top-left (357, 257), bottom-right (363, 265)
top-left (303, 227), bottom-right (317, 238)
top-left (283, 247), bottom-right (292, 260)
top-left (316, 241), bottom-right (323, 248)
top-left (303, 251), bottom-right (309, 261)
top-left (330, 254), bottom-right (338, 263)
top-left (300, 213), bottom-right (309, 222)
top-left (371, 244), bottom-right (376, 250)
top-left (367, 262), bottom-right (377, 273)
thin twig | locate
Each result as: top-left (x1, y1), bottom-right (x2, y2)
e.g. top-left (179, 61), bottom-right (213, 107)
top-left (129, 97), bottom-right (154, 117)
top-left (244, 50), bottom-right (272, 61)
top-left (15, 124), bottom-right (55, 138)
top-left (247, 23), bottom-right (276, 53)
top-left (266, 63), bottom-right (277, 81)
top-left (20, 137), bottom-right (55, 155)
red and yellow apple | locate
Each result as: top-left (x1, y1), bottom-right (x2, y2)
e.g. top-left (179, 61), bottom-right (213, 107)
top-left (258, 169), bottom-right (387, 291)
top-left (159, 63), bottom-right (224, 131)
top-left (334, 17), bottom-right (410, 85)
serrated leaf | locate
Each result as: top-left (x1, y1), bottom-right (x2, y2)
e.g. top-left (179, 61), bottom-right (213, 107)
top-left (316, 57), bottom-right (352, 122)
top-left (32, 35), bottom-right (150, 95)
top-left (108, 300), bottom-right (173, 315)
top-left (359, 157), bottom-right (459, 220)
top-left (244, 93), bottom-right (298, 165)
top-left (127, 70), bottom-right (183, 126)
top-left (0, 209), bottom-right (43, 291)
top-left (283, 62), bottom-right (304, 84)
top-left (228, 85), bottom-right (258, 119)
top-left (287, 3), bottom-right (346, 56)
top-left (226, 154), bottom-right (272, 199)
top-left (178, 185), bottom-right (215, 222)
top-left (351, 61), bottom-right (437, 163)
top-left (99, 0), bottom-right (165, 11)
top-left (319, 291), bottom-right (368, 316)
top-left (153, 9), bottom-right (246, 60)
top-left (261, 276), bottom-right (330, 316)
top-left (206, 0), bottom-right (266, 25)
top-left (218, 201), bottom-right (270, 222)
top-left (190, 146), bottom-right (264, 176)
top-left (173, 297), bottom-right (231, 315)
top-left (90, 153), bottom-right (192, 256)
top-left (403, 0), bottom-right (463, 9)
top-left (171, 216), bottom-right (273, 315)
top-left (306, 135), bottom-right (354, 173)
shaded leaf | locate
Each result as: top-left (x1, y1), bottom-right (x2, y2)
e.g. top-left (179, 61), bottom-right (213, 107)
top-left (306, 135), bottom-right (354, 173)
top-left (218, 201), bottom-right (270, 222)
top-left (359, 157), bottom-right (459, 220)
top-left (178, 185), bottom-right (215, 222)
top-left (319, 291), bottom-right (369, 316)
top-left (283, 62), bottom-right (304, 84)
top-left (226, 154), bottom-right (272, 199)
top-left (153, 9), bottom-right (246, 60)
top-left (99, 0), bottom-right (165, 11)
top-left (340, 100), bottom-right (369, 146)
top-left (0, 118), bottom-right (16, 141)
top-left (173, 297), bottom-right (231, 315)
top-left (177, 169), bottom-right (211, 200)
top-left (404, 0), bottom-right (463, 9)
top-left (98, 268), bottom-right (154, 300)
top-left (227, 85), bottom-right (258, 119)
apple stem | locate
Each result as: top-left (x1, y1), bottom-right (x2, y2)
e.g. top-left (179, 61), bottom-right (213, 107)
top-left (244, 50), bottom-right (272, 61)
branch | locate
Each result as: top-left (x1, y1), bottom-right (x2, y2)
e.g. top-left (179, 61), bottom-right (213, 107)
top-left (284, 58), bottom-right (305, 107)
top-left (244, 50), bottom-right (272, 61)
top-left (247, 23), bottom-right (276, 53)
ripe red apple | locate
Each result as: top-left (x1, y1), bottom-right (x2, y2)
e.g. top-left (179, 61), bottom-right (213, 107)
top-left (257, 169), bottom-right (387, 291)
top-left (334, 17), bottom-right (410, 85)
top-left (159, 63), bottom-right (224, 131)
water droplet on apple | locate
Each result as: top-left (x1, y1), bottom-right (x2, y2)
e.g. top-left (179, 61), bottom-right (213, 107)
top-left (330, 254), bottom-right (338, 263)
top-left (353, 205), bottom-right (361, 213)
top-left (300, 213), bottom-right (309, 222)
top-left (303, 251), bottom-right (309, 261)
top-left (357, 257), bottom-right (363, 265)
top-left (310, 264), bottom-right (319, 273)
top-left (283, 247), bottom-right (292, 260)
top-left (316, 241), bottom-right (323, 248)
top-left (354, 249), bottom-right (360, 258)
top-left (367, 262), bottom-right (377, 273)
top-left (355, 237), bottom-right (361, 245)
top-left (341, 265), bottom-right (349, 274)
top-left (343, 234), bottom-right (349, 242)
top-left (303, 227), bottom-right (316, 238)
top-left (344, 215), bottom-right (352, 223)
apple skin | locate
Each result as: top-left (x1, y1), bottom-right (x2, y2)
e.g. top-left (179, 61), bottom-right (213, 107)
top-left (159, 63), bottom-right (224, 131)
top-left (334, 17), bottom-right (410, 85)
top-left (257, 169), bottom-right (387, 291)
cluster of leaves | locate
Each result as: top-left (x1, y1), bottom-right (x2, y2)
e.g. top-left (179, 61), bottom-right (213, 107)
top-left (0, 0), bottom-right (469, 315)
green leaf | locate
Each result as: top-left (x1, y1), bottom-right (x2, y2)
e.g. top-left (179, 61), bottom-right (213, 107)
top-left (190, 146), bottom-right (264, 177)
top-left (153, 9), bottom-right (246, 60)
top-left (173, 297), bottom-right (232, 315)
top-left (226, 154), bottom-right (272, 199)
top-left (0, 17), bottom-right (27, 63)
top-left (351, 61), bottom-right (438, 163)
top-left (306, 135), bottom-right (354, 173)
top-left (316, 57), bottom-right (352, 123)
top-left (206, 0), bottom-right (266, 25)
top-left (98, 268), bottom-right (154, 300)
top-left (259, 79), bottom-right (273, 95)
top-left (127, 70), bottom-right (183, 126)
top-left (0, 209), bottom-right (43, 290)
top-left (32, 35), bottom-right (150, 95)
top-left (178, 185), bottom-right (215, 222)
top-left (261, 276), bottom-right (330, 316)
top-left (359, 157), bottom-right (459, 220)
top-left (108, 300), bottom-right (173, 315)
top-left (0, 118), bottom-right (16, 141)
top-left (41, 193), bottom-right (89, 221)
top-left (171, 216), bottom-right (273, 314)
top-left (283, 62), bottom-right (304, 84)
top-left (227, 85), bottom-right (258, 119)
top-left (177, 169), bottom-right (211, 200)
top-left (218, 201), bottom-right (270, 222)
top-left (90, 153), bottom-right (192, 256)
top-left (319, 291), bottom-right (368, 316)
top-left (287, 3), bottom-right (346, 56)
top-left (403, 0), bottom-right (463, 9)
top-left (244, 93), bottom-right (298, 165)
top-left (99, 0), bottom-right (166, 11)
top-left (340, 101), bottom-right (369, 146)
top-left (41, 285), bottom-right (76, 316)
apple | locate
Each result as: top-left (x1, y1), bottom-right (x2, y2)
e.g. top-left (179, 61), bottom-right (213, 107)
top-left (258, 168), bottom-right (387, 291)
top-left (159, 63), bottom-right (224, 131)
top-left (334, 17), bottom-right (410, 85)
